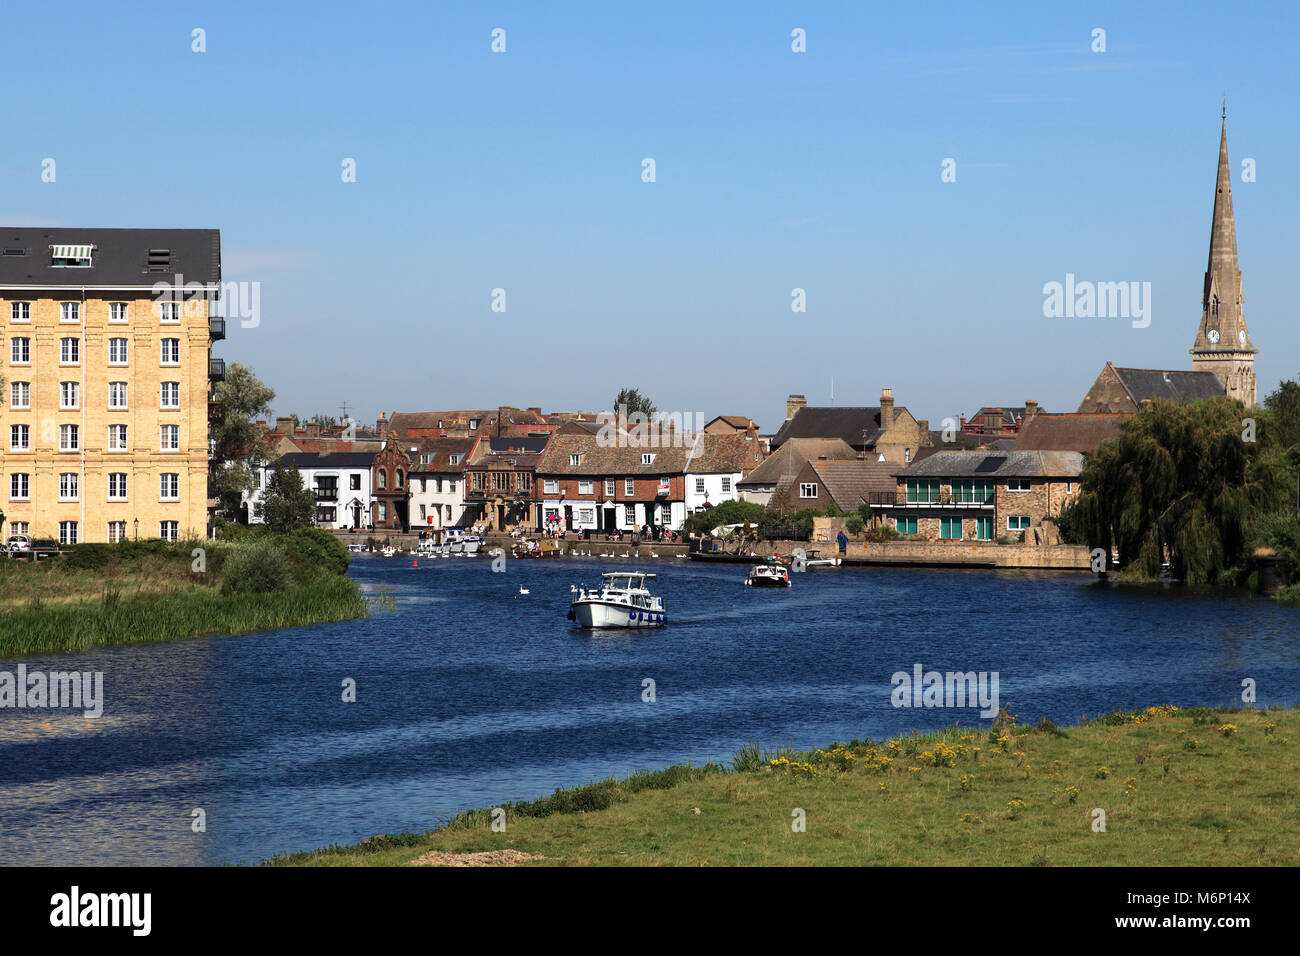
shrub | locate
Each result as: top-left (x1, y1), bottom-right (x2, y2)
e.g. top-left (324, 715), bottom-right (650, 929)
top-left (62, 543), bottom-right (115, 571)
top-left (845, 515), bottom-right (865, 535)
top-left (221, 539), bottom-right (293, 595)
top-left (283, 527), bottom-right (350, 578)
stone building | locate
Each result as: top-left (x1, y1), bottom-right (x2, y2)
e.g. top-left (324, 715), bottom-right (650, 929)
top-left (877, 450), bottom-right (1083, 542)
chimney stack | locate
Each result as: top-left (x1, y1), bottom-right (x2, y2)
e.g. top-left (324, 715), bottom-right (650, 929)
top-left (879, 387), bottom-right (895, 427)
top-left (786, 394), bottom-right (807, 420)
top-left (377, 411), bottom-right (388, 438)
top-left (305, 417), bottom-right (321, 437)
top-left (274, 416), bottom-right (295, 435)
top-left (1024, 399), bottom-right (1040, 422)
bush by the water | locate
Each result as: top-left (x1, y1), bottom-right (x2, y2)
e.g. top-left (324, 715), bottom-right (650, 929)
top-left (221, 539), bottom-right (293, 594)
top-left (283, 527), bottom-right (351, 578)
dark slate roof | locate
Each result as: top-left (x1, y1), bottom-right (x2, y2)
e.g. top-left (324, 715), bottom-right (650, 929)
top-left (772, 407), bottom-right (887, 448)
top-left (0, 227), bottom-right (220, 286)
top-left (1113, 368), bottom-right (1225, 405)
top-left (897, 450), bottom-right (1083, 479)
top-left (484, 436), bottom-right (550, 454)
top-left (1014, 413), bottom-right (1129, 454)
top-left (277, 451), bottom-right (376, 470)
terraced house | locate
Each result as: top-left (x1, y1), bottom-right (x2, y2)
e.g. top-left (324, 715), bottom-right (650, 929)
top-left (0, 228), bottom-right (221, 544)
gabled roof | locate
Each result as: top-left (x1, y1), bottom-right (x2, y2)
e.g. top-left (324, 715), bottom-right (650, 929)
top-left (404, 437), bottom-right (478, 473)
top-left (806, 459), bottom-right (897, 508)
top-left (387, 409), bottom-right (496, 437)
top-left (898, 450), bottom-right (1084, 479)
top-left (772, 406), bottom-right (888, 448)
top-left (1111, 368), bottom-right (1225, 406)
top-left (684, 433), bottom-right (764, 475)
top-left (535, 433), bottom-right (692, 475)
top-left (738, 438), bottom-right (857, 487)
top-left (1014, 413), bottom-right (1129, 454)
top-left (0, 227), bottom-right (221, 287)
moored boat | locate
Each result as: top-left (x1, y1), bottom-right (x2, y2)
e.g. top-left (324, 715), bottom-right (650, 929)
top-left (568, 572), bottom-right (666, 628)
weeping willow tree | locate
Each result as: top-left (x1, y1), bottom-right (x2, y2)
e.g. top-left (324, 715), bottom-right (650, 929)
top-left (1061, 397), bottom-right (1291, 584)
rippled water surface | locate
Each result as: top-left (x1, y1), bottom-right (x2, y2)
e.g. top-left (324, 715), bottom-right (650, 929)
top-left (2, 555), bottom-right (1297, 865)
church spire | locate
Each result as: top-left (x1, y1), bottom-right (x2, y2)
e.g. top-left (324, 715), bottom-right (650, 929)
top-left (1191, 106), bottom-right (1257, 406)
top-left (1206, 109), bottom-right (1239, 282)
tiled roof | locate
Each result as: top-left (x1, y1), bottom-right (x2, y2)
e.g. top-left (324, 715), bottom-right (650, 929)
top-left (898, 450), bottom-right (1084, 479)
top-left (404, 437), bottom-right (478, 472)
top-left (387, 410), bottom-right (496, 436)
top-left (685, 433), bottom-right (764, 475)
top-left (807, 459), bottom-right (897, 508)
top-left (738, 438), bottom-right (857, 486)
top-left (1014, 413), bottom-right (1129, 454)
top-left (535, 433), bottom-right (692, 475)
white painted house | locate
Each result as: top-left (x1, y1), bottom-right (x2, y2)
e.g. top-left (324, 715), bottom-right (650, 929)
top-left (242, 451), bottom-right (376, 530)
top-left (683, 433), bottom-right (764, 514)
top-left (405, 437), bottom-right (476, 530)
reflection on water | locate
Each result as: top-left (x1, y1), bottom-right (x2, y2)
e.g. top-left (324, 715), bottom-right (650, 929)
top-left (1, 556), bottom-right (1297, 865)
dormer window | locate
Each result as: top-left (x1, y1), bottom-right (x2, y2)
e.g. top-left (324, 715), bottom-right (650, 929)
top-left (449, 454), bottom-right (463, 465)
top-left (569, 454), bottom-right (582, 466)
top-left (51, 244), bottom-right (94, 268)
top-left (468, 419), bottom-right (480, 430)
top-left (642, 453), bottom-right (656, 465)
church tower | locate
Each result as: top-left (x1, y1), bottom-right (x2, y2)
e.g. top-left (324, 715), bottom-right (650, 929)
top-left (1190, 107), bottom-right (1257, 405)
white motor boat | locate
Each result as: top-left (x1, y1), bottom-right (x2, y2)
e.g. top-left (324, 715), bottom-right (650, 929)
top-left (347, 543), bottom-right (365, 553)
top-left (569, 572), bottom-right (666, 628)
top-left (438, 529), bottom-right (483, 556)
top-left (745, 564), bottom-right (791, 588)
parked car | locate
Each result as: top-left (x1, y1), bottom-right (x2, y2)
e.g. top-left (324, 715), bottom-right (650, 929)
top-left (5, 534), bottom-right (30, 554)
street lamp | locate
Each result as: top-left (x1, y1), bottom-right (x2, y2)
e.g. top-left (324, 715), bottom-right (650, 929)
top-left (133, 517), bottom-right (139, 540)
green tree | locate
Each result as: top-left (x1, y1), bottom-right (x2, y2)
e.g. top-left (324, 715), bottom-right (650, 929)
top-left (1060, 397), bottom-right (1290, 584)
top-left (209, 363), bottom-right (277, 520)
top-left (613, 387), bottom-right (656, 420)
top-left (261, 462), bottom-right (316, 534)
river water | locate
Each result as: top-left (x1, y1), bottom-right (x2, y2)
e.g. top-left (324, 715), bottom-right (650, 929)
top-left (2, 555), bottom-right (1297, 865)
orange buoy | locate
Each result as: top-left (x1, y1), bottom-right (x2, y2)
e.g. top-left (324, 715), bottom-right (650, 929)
top-left (412, 560), bottom-right (418, 568)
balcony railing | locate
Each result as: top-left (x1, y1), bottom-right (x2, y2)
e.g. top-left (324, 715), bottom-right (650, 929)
top-left (209, 357), bottom-right (226, 381)
top-left (210, 316), bottom-right (226, 340)
top-left (864, 491), bottom-right (996, 508)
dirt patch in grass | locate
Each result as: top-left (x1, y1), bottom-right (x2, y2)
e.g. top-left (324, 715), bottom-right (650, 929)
top-left (408, 848), bottom-right (544, 867)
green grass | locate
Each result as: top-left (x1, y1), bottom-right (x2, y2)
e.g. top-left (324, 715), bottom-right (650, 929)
top-left (0, 575), bottom-right (368, 657)
top-left (267, 705), bottom-right (1300, 866)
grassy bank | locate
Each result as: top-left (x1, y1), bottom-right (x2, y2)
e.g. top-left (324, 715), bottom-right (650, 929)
top-left (0, 531), bottom-right (368, 658)
top-left (269, 705), bottom-right (1298, 866)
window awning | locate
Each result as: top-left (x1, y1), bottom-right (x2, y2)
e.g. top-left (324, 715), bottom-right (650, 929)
top-left (51, 244), bottom-right (95, 259)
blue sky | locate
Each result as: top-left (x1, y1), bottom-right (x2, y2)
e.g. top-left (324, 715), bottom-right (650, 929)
top-left (3, 1), bottom-right (1297, 432)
